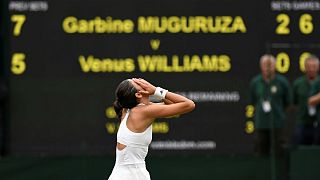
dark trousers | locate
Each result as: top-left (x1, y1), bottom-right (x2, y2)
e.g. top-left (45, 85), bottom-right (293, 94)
top-left (255, 129), bottom-right (289, 180)
top-left (294, 124), bottom-right (316, 145)
top-left (315, 123), bottom-right (320, 145)
top-left (255, 128), bottom-right (284, 156)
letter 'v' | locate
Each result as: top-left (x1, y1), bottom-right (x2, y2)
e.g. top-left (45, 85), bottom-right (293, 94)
top-left (150, 39), bottom-right (161, 50)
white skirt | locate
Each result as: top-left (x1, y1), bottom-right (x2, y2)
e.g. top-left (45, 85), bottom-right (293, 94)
top-left (108, 164), bottom-right (151, 180)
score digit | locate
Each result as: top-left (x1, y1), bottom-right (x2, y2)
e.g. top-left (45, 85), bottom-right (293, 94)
top-left (245, 121), bottom-right (254, 134)
top-left (276, 14), bottom-right (290, 35)
top-left (299, 52), bottom-right (311, 72)
top-left (11, 15), bottom-right (26, 36)
top-left (11, 53), bottom-right (26, 75)
top-left (245, 105), bottom-right (254, 118)
top-left (299, 14), bottom-right (313, 34)
top-left (276, 52), bottom-right (290, 73)
top-left (245, 105), bottom-right (255, 134)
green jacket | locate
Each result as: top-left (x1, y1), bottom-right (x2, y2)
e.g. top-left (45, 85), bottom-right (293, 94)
top-left (310, 77), bottom-right (320, 122)
top-left (293, 76), bottom-right (318, 125)
top-left (250, 74), bottom-right (291, 129)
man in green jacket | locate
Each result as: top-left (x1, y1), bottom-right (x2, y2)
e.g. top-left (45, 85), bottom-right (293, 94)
top-left (250, 54), bottom-right (291, 156)
top-left (293, 55), bottom-right (319, 145)
top-left (307, 55), bottom-right (320, 145)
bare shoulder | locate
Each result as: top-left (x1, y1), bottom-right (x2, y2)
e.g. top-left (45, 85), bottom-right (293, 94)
top-left (130, 104), bottom-right (155, 121)
top-left (131, 103), bottom-right (157, 115)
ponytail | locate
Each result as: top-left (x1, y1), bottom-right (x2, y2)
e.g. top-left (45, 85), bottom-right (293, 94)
top-left (113, 100), bottom-right (123, 120)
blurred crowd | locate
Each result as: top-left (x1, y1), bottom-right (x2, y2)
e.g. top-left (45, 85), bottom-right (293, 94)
top-left (250, 54), bottom-right (320, 156)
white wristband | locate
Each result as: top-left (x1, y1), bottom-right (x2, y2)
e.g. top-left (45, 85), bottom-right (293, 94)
top-left (154, 87), bottom-right (168, 100)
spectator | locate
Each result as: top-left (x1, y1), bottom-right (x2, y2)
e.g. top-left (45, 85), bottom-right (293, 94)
top-left (250, 54), bottom-right (291, 156)
top-left (307, 55), bottom-right (320, 145)
top-left (293, 55), bottom-right (319, 145)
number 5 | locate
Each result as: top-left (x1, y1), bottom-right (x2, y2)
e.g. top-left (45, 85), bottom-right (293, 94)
top-left (11, 15), bottom-right (26, 36)
top-left (11, 53), bottom-right (26, 75)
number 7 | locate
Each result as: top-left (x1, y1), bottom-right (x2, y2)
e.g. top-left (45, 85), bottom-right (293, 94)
top-left (11, 14), bottom-right (26, 36)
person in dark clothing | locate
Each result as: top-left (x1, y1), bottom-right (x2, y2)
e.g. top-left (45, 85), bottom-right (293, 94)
top-left (293, 55), bottom-right (319, 145)
top-left (307, 55), bottom-right (320, 145)
top-left (250, 54), bottom-right (291, 156)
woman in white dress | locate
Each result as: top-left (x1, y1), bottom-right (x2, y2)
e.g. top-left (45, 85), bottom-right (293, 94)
top-left (108, 78), bottom-right (195, 180)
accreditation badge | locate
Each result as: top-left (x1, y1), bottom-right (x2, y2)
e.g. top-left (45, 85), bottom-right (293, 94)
top-left (308, 105), bottom-right (316, 116)
top-left (270, 85), bottom-right (277, 94)
top-left (262, 100), bottom-right (271, 113)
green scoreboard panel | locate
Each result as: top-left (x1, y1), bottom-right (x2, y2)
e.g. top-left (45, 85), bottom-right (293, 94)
top-left (6, 0), bottom-right (320, 155)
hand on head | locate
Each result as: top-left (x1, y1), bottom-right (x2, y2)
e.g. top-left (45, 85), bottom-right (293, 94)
top-left (132, 78), bottom-right (156, 96)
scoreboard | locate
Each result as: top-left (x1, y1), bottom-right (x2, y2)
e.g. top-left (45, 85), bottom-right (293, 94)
top-left (5, 0), bottom-right (320, 155)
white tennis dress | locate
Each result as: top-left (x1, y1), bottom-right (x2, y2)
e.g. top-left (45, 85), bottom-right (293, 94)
top-left (108, 109), bottom-right (152, 180)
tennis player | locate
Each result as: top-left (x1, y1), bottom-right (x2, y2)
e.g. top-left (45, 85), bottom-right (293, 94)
top-left (108, 78), bottom-right (195, 180)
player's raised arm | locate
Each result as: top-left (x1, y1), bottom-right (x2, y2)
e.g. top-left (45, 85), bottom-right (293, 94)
top-left (132, 78), bottom-right (195, 118)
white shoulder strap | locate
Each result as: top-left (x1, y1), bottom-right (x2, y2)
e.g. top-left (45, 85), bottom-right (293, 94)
top-left (122, 109), bottom-right (130, 122)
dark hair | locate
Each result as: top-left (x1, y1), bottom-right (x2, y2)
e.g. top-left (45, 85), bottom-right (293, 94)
top-left (113, 79), bottom-right (138, 120)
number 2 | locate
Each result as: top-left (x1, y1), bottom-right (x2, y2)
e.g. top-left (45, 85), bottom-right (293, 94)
top-left (276, 14), bottom-right (290, 35)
